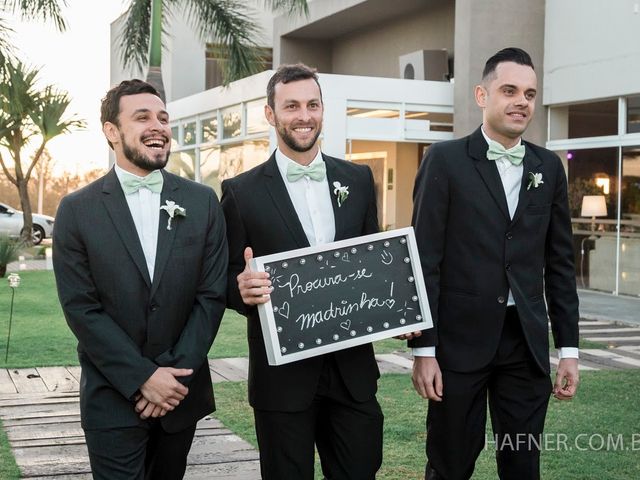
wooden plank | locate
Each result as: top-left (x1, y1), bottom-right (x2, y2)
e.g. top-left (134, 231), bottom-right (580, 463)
top-left (12, 436), bottom-right (86, 448)
top-left (29, 475), bottom-right (92, 480)
top-left (36, 367), bottom-right (79, 392)
top-left (1, 414), bottom-right (80, 427)
top-left (209, 359), bottom-right (248, 382)
top-left (0, 403), bottom-right (79, 421)
top-left (5, 420), bottom-right (84, 442)
top-left (0, 369), bottom-right (17, 394)
top-left (183, 460), bottom-right (261, 479)
top-left (66, 366), bottom-right (82, 383)
top-left (7, 368), bottom-right (48, 394)
top-left (0, 394), bottom-right (78, 407)
top-left (0, 391), bottom-right (78, 403)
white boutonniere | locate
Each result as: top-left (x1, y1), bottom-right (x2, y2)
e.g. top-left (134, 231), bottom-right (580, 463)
top-left (160, 200), bottom-right (186, 230)
top-left (332, 181), bottom-right (349, 207)
top-left (527, 172), bottom-right (544, 190)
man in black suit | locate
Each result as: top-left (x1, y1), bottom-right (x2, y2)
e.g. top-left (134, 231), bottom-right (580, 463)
top-left (409, 48), bottom-right (580, 479)
top-left (53, 79), bottom-right (227, 480)
top-left (221, 64), bottom-right (383, 480)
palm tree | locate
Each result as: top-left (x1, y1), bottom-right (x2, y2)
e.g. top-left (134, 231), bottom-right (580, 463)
top-left (0, 0), bottom-right (68, 70)
top-left (118, 0), bottom-right (309, 100)
top-left (0, 61), bottom-right (85, 245)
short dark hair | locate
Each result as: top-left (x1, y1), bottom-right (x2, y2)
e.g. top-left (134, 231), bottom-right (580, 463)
top-left (100, 79), bottom-right (161, 149)
top-left (266, 63), bottom-right (322, 109)
top-left (482, 47), bottom-right (534, 81)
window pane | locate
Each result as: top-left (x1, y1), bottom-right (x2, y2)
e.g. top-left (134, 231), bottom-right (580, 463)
top-left (167, 150), bottom-right (196, 180)
top-left (222, 105), bottom-right (242, 139)
top-left (620, 145), bottom-right (640, 295)
top-left (567, 147), bottom-right (618, 293)
top-left (627, 96), bottom-right (640, 134)
top-left (183, 121), bottom-right (196, 146)
top-left (246, 99), bottom-right (269, 135)
top-left (567, 100), bottom-right (618, 139)
top-left (200, 146), bottom-right (221, 197)
top-left (347, 108), bottom-right (400, 119)
top-left (201, 115), bottom-right (218, 143)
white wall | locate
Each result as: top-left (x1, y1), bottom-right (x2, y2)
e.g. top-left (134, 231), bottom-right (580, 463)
top-left (544, 0), bottom-right (640, 105)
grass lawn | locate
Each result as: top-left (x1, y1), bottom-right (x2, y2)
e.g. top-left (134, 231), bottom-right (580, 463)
top-left (213, 370), bottom-right (640, 480)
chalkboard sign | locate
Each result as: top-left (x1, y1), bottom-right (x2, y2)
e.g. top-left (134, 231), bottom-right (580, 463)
top-left (251, 227), bottom-right (432, 365)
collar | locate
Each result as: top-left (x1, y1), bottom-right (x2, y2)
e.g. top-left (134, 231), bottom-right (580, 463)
top-left (275, 148), bottom-right (324, 183)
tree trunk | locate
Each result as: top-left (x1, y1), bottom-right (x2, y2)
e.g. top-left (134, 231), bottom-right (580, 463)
top-left (146, 65), bottom-right (165, 103)
top-left (146, 0), bottom-right (166, 102)
top-left (17, 179), bottom-right (33, 246)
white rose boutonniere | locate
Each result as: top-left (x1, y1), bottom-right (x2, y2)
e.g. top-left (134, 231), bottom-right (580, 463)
top-left (332, 181), bottom-right (349, 207)
top-left (160, 200), bottom-right (186, 230)
top-left (527, 172), bottom-right (544, 191)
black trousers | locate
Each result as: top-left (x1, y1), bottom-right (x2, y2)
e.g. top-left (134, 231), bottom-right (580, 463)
top-left (425, 307), bottom-right (553, 480)
top-left (254, 355), bottom-right (384, 480)
top-left (84, 419), bottom-right (197, 480)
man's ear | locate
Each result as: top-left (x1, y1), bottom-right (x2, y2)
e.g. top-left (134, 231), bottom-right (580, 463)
top-left (474, 85), bottom-right (487, 108)
top-left (103, 122), bottom-right (119, 145)
top-left (264, 104), bottom-right (276, 127)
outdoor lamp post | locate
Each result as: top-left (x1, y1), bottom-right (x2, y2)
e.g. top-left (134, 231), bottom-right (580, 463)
top-left (6, 273), bottom-right (20, 362)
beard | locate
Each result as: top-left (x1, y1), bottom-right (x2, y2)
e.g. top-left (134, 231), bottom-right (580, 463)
top-left (121, 133), bottom-right (170, 172)
top-left (275, 119), bottom-right (322, 153)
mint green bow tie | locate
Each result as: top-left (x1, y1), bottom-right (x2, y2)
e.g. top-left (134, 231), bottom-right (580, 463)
top-left (120, 170), bottom-right (164, 195)
top-left (286, 161), bottom-right (326, 182)
top-left (486, 140), bottom-right (526, 166)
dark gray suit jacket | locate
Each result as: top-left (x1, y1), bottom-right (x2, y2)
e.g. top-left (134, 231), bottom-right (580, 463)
top-left (221, 152), bottom-right (381, 411)
top-left (53, 168), bottom-right (227, 432)
top-left (409, 127), bottom-right (579, 374)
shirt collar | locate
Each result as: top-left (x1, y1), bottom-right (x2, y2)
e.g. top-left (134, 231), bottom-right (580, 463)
top-left (275, 148), bottom-right (324, 183)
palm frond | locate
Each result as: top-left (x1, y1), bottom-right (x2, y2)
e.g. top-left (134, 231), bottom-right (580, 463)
top-left (29, 86), bottom-right (85, 142)
top-left (2, 0), bottom-right (68, 31)
top-left (119, 0), bottom-right (151, 71)
top-left (261, 0), bottom-right (308, 17)
top-left (0, 15), bottom-right (15, 72)
top-left (0, 61), bottom-right (40, 150)
top-left (182, 0), bottom-right (267, 84)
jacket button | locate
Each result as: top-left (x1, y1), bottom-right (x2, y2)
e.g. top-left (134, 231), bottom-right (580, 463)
top-left (150, 304), bottom-right (158, 312)
top-left (505, 263), bottom-right (511, 271)
top-left (497, 296), bottom-right (506, 304)
top-left (506, 232), bottom-right (513, 240)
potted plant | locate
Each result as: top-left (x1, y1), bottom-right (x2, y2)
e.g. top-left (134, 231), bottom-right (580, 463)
top-left (0, 235), bottom-right (20, 278)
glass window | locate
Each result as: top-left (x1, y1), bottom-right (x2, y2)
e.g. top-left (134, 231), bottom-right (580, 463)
top-left (567, 147), bottom-right (618, 293)
top-left (627, 96), bottom-right (640, 134)
top-left (567, 100), bottom-right (618, 139)
top-left (405, 111), bottom-right (453, 132)
top-left (222, 105), bottom-right (242, 139)
top-left (620, 145), bottom-right (640, 295)
top-left (171, 126), bottom-right (179, 145)
top-left (246, 99), bottom-right (269, 135)
top-left (200, 146), bottom-right (221, 197)
top-left (347, 108), bottom-right (400, 119)
top-left (182, 121), bottom-right (196, 146)
top-left (201, 115), bottom-right (218, 143)
top-left (167, 150), bottom-right (196, 180)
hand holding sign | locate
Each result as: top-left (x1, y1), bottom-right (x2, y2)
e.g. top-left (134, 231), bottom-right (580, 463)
top-left (237, 247), bottom-right (273, 305)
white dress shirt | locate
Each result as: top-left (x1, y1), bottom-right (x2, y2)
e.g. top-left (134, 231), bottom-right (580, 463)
top-left (114, 164), bottom-right (161, 281)
top-left (413, 129), bottom-right (578, 359)
top-left (275, 148), bottom-right (335, 246)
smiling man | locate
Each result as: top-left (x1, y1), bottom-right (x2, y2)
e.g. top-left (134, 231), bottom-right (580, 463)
top-left (221, 64), bottom-right (383, 480)
top-left (53, 79), bottom-right (228, 480)
top-left (409, 48), bottom-right (580, 479)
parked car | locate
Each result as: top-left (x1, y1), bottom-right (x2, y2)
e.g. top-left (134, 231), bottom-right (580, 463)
top-left (0, 202), bottom-right (54, 245)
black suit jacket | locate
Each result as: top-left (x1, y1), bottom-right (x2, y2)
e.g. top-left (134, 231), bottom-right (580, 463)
top-left (409, 127), bottom-right (579, 374)
top-left (221, 152), bottom-right (380, 411)
top-left (53, 169), bottom-right (228, 432)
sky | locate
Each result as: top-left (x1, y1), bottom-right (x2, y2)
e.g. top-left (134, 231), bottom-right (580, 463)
top-left (6, 1), bottom-right (128, 176)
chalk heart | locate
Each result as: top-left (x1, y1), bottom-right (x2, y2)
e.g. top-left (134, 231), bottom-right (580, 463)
top-left (278, 301), bottom-right (290, 320)
top-left (340, 319), bottom-right (351, 330)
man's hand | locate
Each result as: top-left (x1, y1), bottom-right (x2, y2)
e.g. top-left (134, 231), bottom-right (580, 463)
top-left (237, 247), bottom-right (272, 305)
top-left (135, 397), bottom-right (168, 420)
top-left (394, 331), bottom-right (423, 340)
top-left (139, 367), bottom-right (192, 411)
top-left (553, 358), bottom-right (579, 400)
top-left (412, 356), bottom-right (443, 401)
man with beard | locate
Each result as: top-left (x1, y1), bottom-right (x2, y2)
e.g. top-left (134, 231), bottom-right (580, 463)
top-left (221, 64), bottom-right (383, 479)
top-left (53, 79), bottom-right (228, 480)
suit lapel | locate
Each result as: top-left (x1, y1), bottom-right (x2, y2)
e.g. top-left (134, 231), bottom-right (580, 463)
top-left (324, 155), bottom-right (347, 241)
top-left (263, 154), bottom-right (309, 248)
top-left (470, 128), bottom-right (511, 221)
top-left (510, 144), bottom-right (543, 226)
top-left (102, 169), bottom-right (152, 287)
top-left (150, 171), bottom-right (180, 298)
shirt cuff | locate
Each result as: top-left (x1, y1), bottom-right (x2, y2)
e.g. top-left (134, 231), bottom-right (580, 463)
top-left (557, 347), bottom-right (579, 359)
top-left (412, 347), bottom-right (436, 357)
